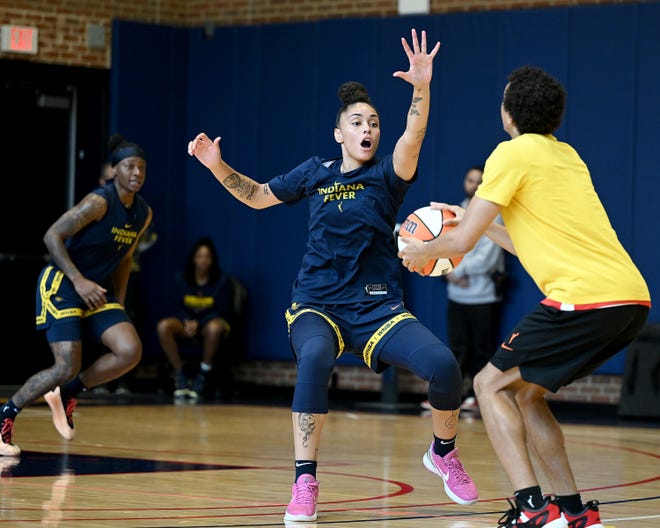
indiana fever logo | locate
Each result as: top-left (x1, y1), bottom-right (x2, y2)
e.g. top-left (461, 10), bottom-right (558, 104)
top-left (317, 181), bottom-right (365, 212)
top-left (111, 226), bottom-right (139, 251)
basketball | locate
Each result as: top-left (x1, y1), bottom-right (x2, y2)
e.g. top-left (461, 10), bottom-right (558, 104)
top-left (397, 206), bottom-right (463, 276)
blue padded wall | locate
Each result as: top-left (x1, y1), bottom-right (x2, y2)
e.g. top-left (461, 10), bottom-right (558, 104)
top-left (110, 20), bottom-right (189, 356)
top-left (563, 5), bottom-right (640, 373)
top-left (111, 3), bottom-right (659, 375)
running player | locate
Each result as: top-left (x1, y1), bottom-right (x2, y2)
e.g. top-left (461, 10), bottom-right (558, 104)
top-left (0, 134), bottom-right (152, 454)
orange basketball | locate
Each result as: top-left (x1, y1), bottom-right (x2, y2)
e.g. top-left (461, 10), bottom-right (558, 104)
top-left (397, 206), bottom-right (463, 276)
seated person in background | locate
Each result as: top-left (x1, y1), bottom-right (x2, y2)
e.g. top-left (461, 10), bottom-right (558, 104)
top-left (156, 237), bottom-right (233, 399)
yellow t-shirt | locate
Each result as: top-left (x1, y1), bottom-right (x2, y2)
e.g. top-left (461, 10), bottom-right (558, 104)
top-left (476, 133), bottom-right (650, 306)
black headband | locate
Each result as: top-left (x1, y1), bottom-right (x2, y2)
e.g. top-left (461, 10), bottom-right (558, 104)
top-left (110, 145), bottom-right (146, 167)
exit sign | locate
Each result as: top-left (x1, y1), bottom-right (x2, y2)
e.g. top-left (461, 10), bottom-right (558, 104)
top-left (1, 25), bottom-right (38, 54)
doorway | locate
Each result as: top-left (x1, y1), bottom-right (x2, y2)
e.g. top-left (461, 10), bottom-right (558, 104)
top-left (0, 78), bottom-right (71, 256)
top-left (0, 60), bottom-right (109, 383)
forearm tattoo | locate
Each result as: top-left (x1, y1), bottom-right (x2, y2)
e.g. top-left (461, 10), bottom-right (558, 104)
top-left (223, 172), bottom-right (257, 201)
top-left (297, 413), bottom-right (316, 448)
top-left (409, 96), bottom-right (422, 116)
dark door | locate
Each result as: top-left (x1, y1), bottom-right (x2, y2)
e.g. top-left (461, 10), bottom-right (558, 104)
top-left (0, 61), bottom-right (109, 384)
top-left (0, 78), bottom-right (71, 256)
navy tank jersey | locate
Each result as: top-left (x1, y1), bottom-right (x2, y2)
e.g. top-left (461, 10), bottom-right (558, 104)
top-left (54, 184), bottom-right (150, 290)
top-left (268, 155), bottom-right (413, 304)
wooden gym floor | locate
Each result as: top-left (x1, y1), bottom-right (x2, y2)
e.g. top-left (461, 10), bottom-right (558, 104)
top-left (0, 387), bottom-right (658, 527)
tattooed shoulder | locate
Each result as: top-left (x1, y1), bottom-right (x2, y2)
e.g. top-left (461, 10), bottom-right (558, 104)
top-left (70, 194), bottom-right (107, 226)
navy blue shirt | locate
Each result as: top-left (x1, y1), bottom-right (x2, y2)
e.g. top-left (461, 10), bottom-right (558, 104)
top-left (174, 271), bottom-right (233, 324)
top-left (268, 155), bottom-right (413, 304)
top-left (55, 184), bottom-right (150, 292)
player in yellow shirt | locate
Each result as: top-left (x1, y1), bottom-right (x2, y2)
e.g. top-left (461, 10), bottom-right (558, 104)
top-left (399, 65), bottom-right (650, 528)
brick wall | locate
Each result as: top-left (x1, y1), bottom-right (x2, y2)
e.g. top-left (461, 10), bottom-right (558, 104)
top-left (0, 0), bottom-right (642, 68)
top-left (234, 360), bottom-right (624, 404)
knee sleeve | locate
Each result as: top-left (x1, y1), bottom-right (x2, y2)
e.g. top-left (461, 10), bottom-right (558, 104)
top-left (416, 343), bottom-right (462, 410)
top-left (380, 322), bottom-right (462, 410)
top-left (290, 317), bottom-right (337, 413)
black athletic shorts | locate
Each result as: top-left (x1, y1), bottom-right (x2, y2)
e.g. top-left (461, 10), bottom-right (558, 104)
top-left (491, 303), bottom-right (649, 392)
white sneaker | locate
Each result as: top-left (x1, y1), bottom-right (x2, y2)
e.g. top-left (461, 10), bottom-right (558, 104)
top-left (460, 397), bottom-right (479, 413)
top-left (0, 455), bottom-right (20, 474)
top-left (44, 388), bottom-right (76, 440)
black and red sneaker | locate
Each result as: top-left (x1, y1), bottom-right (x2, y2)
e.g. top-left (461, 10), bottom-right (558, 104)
top-left (497, 497), bottom-right (567, 528)
top-left (563, 500), bottom-right (604, 528)
top-left (0, 417), bottom-right (21, 456)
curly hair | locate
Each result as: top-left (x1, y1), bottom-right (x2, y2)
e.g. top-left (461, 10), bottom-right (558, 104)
top-left (503, 66), bottom-right (566, 135)
top-left (335, 81), bottom-right (377, 126)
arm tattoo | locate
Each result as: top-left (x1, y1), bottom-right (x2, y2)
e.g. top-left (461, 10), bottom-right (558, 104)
top-left (409, 96), bottom-right (422, 117)
top-left (223, 172), bottom-right (241, 188)
top-left (223, 172), bottom-right (257, 201)
top-left (60, 195), bottom-right (105, 235)
top-left (297, 413), bottom-right (316, 448)
top-left (262, 184), bottom-right (271, 196)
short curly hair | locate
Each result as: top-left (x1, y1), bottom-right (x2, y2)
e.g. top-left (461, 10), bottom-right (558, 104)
top-left (503, 66), bottom-right (566, 135)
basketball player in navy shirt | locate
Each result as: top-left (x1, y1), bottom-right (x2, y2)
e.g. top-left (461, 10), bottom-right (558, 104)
top-left (0, 134), bottom-right (152, 455)
top-left (188, 29), bottom-right (477, 521)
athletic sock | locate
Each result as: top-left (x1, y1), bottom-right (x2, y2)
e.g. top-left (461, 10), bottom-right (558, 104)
top-left (1, 400), bottom-right (20, 420)
top-left (294, 460), bottom-right (317, 481)
top-left (199, 362), bottom-right (212, 373)
top-left (432, 434), bottom-right (456, 457)
top-left (556, 493), bottom-right (584, 515)
top-left (61, 376), bottom-right (87, 399)
top-left (515, 486), bottom-right (545, 510)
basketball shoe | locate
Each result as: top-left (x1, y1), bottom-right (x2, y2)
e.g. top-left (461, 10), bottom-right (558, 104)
top-left (44, 387), bottom-right (76, 440)
top-left (422, 443), bottom-right (478, 505)
top-left (283, 473), bottom-right (319, 522)
top-left (562, 500), bottom-right (604, 528)
top-left (173, 370), bottom-right (190, 398)
top-left (189, 371), bottom-right (208, 400)
top-left (0, 455), bottom-right (19, 476)
top-left (460, 396), bottom-right (480, 414)
top-left (496, 497), bottom-right (567, 528)
top-left (0, 417), bottom-right (21, 456)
